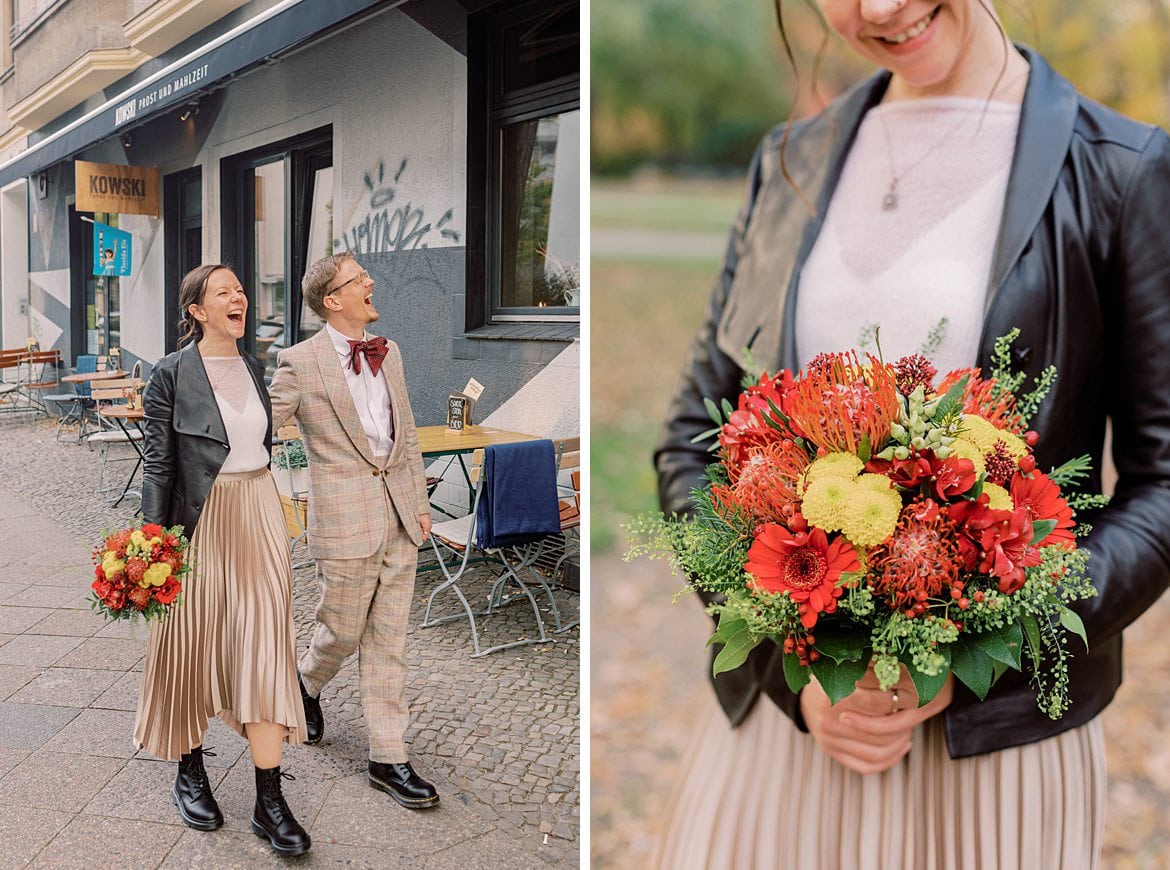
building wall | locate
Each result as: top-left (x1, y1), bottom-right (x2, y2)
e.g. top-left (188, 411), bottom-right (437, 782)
top-left (9, 1), bottom-right (577, 428)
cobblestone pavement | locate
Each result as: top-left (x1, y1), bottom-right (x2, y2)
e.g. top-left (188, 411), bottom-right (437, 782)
top-left (592, 551), bottom-right (1170, 869)
top-left (0, 413), bottom-right (579, 868)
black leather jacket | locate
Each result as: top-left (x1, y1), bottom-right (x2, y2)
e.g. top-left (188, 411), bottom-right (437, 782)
top-left (140, 343), bottom-right (272, 536)
top-left (654, 48), bottom-right (1170, 758)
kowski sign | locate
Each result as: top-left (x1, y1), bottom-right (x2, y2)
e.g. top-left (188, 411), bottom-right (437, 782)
top-left (75, 160), bottom-right (159, 216)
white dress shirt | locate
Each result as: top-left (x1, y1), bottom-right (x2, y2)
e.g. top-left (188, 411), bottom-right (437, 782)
top-left (325, 323), bottom-right (395, 458)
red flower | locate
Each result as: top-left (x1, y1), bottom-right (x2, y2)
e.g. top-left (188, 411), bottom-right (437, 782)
top-left (745, 524), bottom-right (859, 628)
top-left (105, 529), bottom-right (132, 554)
top-left (720, 371), bottom-right (798, 473)
top-left (931, 456), bottom-right (977, 501)
top-left (951, 496), bottom-right (1041, 594)
top-left (1010, 470), bottom-right (1076, 549)
top-left (978, 507), bottom-right (1043, 593)
top-left (141, 523), bottom-right (164, 538)
top-left (92, 579), bottom-right (112, 601)
top-left (107, 589), bottom-right (126, 611)
top-left (155, 577), bottom-right (181, 605)
top-left (866, 453), bottom-right (935, 489)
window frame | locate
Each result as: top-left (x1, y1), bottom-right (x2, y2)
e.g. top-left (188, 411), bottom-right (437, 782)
top-left (467, 0), bottom-right (580, 331)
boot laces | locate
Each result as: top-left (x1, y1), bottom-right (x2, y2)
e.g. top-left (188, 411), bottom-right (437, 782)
top-left (186, 746), bottom-right (216, 793)
top-left (261, 769), bottom-right (296, 818)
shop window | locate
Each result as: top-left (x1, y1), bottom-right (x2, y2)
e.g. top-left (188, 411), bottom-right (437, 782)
top-left (221, 128), bottom-right (332, 379)
top-left (468, 0), bottom-right (579, 329)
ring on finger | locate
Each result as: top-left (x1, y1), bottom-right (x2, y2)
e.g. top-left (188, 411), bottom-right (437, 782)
top-left (890, 689), bottom-right (901, 714)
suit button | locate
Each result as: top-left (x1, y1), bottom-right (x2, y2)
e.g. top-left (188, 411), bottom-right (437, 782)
top-left (372, 470), bottom-right (379, 477)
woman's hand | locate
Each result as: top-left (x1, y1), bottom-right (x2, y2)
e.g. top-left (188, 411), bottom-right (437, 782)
top-left (799, 664), bottom-right (954, 775)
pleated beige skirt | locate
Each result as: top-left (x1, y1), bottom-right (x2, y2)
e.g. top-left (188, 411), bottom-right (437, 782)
top-left (655, 694), bottom-right (1106, 870)
top-left (133, 467), bottom-right (308, 759)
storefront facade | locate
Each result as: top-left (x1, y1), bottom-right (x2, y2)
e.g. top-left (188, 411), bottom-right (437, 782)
top-left (0, 0), bottom-right (580, 428)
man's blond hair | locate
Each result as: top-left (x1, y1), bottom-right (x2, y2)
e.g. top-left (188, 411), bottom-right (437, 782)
top-left (302, 251), bottom-right (356, 319)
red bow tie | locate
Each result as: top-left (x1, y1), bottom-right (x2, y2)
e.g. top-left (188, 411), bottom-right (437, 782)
top-left (347, 336), bottom-right (389, 376)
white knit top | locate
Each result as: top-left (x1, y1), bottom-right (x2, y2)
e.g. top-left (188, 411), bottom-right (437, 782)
top-left (795, 97), bottom-right (1021, 375)
top-left (203, 356), bottom-right (270, 474)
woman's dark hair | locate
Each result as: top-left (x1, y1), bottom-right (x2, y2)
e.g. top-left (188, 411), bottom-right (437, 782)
top-left (177, 263), bottom-right (231, 348)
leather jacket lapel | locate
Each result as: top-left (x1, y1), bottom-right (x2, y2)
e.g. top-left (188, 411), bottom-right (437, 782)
top-left (716, 74), bottom-right (889, 373)
top-left (983, 47), bottom-right (1078, 316)
top-left (173, 343), bottom-right (229, 447)
top-left (312, 329), bottom-right (376, 464)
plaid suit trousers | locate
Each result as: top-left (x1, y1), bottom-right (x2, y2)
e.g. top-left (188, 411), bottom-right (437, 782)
top-left (298, 494), bottom-right (418, 763)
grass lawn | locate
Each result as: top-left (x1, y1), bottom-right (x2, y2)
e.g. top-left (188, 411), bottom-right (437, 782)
top-left (591, 256), bottom-right (720, 552)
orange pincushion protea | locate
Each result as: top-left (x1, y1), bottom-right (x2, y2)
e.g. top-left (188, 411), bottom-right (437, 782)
top-left (726, 440), bottom-right (810, 523)
top-left (745, 524), bottom-right (859, 628)
top-left (867, 499), bottom-right (963, 614)
top-left (784, 352), bottom-right (900, 455)
top-left (937, 368), bottom-right (1025, 435)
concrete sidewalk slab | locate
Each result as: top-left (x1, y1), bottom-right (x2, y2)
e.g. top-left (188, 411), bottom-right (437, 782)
top-left (0, 413), bottom-right (579, 866)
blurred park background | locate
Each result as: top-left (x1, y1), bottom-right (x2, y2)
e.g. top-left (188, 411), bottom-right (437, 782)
top-left (591, 1), bottom-right (1170, 867)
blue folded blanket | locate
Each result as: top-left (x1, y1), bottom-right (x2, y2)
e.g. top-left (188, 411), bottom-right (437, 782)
top-left (476, 440), bottom-right (562, 548)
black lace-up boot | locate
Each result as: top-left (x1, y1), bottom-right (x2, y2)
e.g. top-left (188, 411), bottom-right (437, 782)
top-left (251, 766), bottom-right (312, 857)
top-left (173, 746), bottom-right (223, 831)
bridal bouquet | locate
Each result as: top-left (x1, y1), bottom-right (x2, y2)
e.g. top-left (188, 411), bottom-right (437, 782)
top-left (628, 331), bottom-right (1100, 719)
top-left (89, 520), bottom-right (188, 622)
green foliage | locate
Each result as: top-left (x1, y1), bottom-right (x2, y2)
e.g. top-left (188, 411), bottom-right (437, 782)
top-left (917, 317), bottom-right (949, 358)
top-left (272, 439), bottom-right (307, 470)
top-left (1048, 454), bottom-right (1093, 488)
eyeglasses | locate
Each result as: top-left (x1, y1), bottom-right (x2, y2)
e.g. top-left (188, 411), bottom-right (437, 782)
top-left (327, 269), bottom-right (371, 295)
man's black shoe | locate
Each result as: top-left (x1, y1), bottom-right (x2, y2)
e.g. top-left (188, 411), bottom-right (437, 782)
top-left (298, 672), bottom-right (323, 744)
top-left (368, 761), bottom-right (440, 809)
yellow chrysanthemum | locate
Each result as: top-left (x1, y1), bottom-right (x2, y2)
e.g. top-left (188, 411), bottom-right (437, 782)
top-left (856, 473), bottom-right (893, 493)
top-left (959, 414), bottom-right (1027, 459)
top-left (102, 553), bottom-right (125, 576)
top-left (982, 482), bottom-right (1014, 512)
top-left (805, 452), bottom-right (865, 483)
top-left (130, 530), bottom-right (147, 548)
top-left (800, 476), bottom-right (853, 533)
top-left (950, 437), bottom-right (987, 474)
top-left (142, 563), bottom-right (172, 588)
top-left (841, 485), bottom-right (902, 549)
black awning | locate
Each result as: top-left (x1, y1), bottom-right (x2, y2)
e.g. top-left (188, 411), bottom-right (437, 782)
top-left (0, 0), bottom-right (392, 188)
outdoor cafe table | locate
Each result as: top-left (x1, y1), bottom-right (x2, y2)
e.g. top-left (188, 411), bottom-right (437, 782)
top-left (99, 404), bottom-right (145, 507)
top-left (58, 369), bottom-right (127, 439)
top-left (60, 369), bottom-right (126, 385)
top-left (417, 425), bottom-right (538, 514)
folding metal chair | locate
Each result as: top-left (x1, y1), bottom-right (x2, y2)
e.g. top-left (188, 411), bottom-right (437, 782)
top-left (422, 442), bottom-right (561, 656)
top-left (19, 349), bottom-right (62, 416)
top-left (45, 354), bottom-right (98, 442)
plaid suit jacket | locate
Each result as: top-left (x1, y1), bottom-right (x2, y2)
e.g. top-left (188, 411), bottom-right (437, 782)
top-left (269, 328), bottom-right (430, 560)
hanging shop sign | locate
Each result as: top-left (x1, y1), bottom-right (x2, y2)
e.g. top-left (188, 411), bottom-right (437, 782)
top-left (75, 160), bottom-right (159, 216)
top-left (93, 221), bottom-right (132, 277)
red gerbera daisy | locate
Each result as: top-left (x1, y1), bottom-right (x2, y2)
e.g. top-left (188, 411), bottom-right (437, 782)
top-left (1010, 470), bottom-right (1076, 549)
top-left (745, 525), bottom-right (859, 628)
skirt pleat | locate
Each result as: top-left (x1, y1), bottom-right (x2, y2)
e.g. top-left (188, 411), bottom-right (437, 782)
top-left (654, 694), bottom-right (1106, 870)
top-left (134, 468), bottom-right (307, 759)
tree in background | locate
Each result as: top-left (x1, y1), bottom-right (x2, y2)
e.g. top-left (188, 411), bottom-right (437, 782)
top-left (592, 0), bottom-right (1170, 177)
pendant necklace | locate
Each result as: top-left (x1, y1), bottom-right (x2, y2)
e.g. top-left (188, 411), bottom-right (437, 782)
top-left (876, 106), bottom-right (970, 211)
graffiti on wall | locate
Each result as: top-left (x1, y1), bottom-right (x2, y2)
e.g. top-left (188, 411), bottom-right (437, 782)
top-left (336, 158), bottom-right (460, 254)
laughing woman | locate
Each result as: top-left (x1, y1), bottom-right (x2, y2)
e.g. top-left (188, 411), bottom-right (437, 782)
top-left (133, 264), bottom-right (311, 858)
top-left (654, 0), bottom-right (1170, 868)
